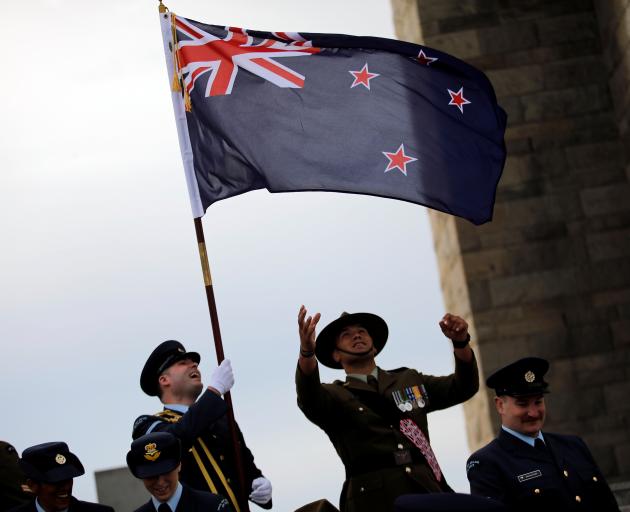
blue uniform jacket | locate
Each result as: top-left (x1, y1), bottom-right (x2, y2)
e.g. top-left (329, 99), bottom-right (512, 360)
top-left (466, 429), bottom-right (619, 511)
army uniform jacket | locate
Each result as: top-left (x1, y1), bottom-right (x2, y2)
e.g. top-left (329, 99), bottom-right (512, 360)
top-left (466, 429), bottom-right (620, 511)
top-left (133, 484), bottom-right (232, 512)
top-left (296, 354), bottom-right (479, 512)
top-left (133, 390), bottom-right (270, 512)
top-left (8, 497), bottom-right (114, 512)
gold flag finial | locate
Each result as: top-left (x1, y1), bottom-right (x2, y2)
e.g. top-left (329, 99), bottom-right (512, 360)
top-left (158, 1), bottom-right (168, 14)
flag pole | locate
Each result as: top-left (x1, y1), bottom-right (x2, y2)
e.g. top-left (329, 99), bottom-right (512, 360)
top-left (194, 216), bottom-right (251, 512)
top-left (158, 2), bottom-right (251, 508)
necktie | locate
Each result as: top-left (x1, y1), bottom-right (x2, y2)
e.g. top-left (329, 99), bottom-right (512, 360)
top-left (535, 438), bottom-right (547, 453)
top-left (399, 418), bottom-right (442, 481)
top-left (367, 375), bottom-right (379, 392)
top-left (158, 504), bottom-right (172, 512)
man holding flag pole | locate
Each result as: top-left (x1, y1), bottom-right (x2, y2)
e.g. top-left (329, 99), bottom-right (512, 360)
top-left (155, 1), bottom-right (505, 510)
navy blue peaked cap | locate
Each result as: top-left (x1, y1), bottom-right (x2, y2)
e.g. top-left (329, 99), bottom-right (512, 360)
top-left (486, 357), bottom-right (550, 397)
top-left (141, 340), bottom-right (200, 396)
top-left (127, 432), bottom-right (181, 479)
top-left (19, 442), bottom-right (84, 483)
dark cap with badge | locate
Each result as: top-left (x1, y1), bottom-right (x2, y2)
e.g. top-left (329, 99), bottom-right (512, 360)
top-left (486, 357), bottom-right (550, 397)
top-left (141, 340), bottom-right (200, 396)
top-left (18, 442), bottom-right (85, 483)
top-left (127, 432), bottom-right (181, 479)
top-left (315, 312), bottom-right (388, 369)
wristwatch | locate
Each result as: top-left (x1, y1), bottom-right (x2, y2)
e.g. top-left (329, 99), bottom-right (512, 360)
top-left (452, 333), bottom-right (470, 349)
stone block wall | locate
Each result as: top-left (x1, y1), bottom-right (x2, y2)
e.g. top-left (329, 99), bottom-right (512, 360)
top-left (391, 0), bottom-right (630, 482)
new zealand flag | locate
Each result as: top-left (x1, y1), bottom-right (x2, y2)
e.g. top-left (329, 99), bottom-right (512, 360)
top-left (159, 12), bottom-right (507, 225)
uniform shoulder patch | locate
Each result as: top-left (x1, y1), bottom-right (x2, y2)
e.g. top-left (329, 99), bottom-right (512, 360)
top-left (217, 498), bottom-right (230, 510)
top-left (466, 459), bottom-right (480, 473)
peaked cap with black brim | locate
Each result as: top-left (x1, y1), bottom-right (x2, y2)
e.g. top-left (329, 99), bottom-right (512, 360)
top-left (486, 357), bottom-right (550, 397)
top-left (315, 312), bottom-right (388, 369)
top-left (19, 442), bottom-right (84, 483)
top-left (140, 340), bottom-right (200, 396)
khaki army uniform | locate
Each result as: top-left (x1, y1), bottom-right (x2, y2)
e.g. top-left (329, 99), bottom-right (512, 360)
top-left (296, 355), bottom-right (479, 512)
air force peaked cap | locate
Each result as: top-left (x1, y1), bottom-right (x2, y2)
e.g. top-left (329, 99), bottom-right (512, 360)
top-left (140, 340), bottom-right (200, 396)
top-left (19, 442), bottom-right (84, 483)
top-left (127, 432), bottom-right (181, 479)
top-left (486, 357), bottom-right (550, 397)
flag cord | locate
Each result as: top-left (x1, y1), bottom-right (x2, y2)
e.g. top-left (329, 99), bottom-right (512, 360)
top-left (193, 217), bottom-right (251, 512)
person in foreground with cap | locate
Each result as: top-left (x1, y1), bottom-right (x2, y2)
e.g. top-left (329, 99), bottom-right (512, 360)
top-left (127, 432), bottom-right (232, 512)
top-left (296, 307), bottom-right (479, 512)
top-left (8, 442), bottom-right (114, 512)
top-left (132, 340), bottom-right (272, 511)
top-left (1, 441), bottom-right (34, 511)
top-left (466, 357), bottom-right (620, 511)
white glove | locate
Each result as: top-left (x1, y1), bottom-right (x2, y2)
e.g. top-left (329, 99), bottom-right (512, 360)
top-left (249, 476), bottom-right (272, 505)
top-left (207, 359), bottom-right (234, 395)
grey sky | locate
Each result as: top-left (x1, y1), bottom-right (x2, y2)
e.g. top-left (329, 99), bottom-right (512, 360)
top-left (1, 1), bottom-right (478, 509)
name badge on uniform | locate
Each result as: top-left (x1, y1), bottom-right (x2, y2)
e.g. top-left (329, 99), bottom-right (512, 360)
top-left (392, 384), bottom-right (428, 412)
top-left (517, 470), bottom-right (542, 483)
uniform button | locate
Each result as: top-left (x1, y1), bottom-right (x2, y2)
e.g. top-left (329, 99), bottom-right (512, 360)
top-left (405, 467), bottom-right (411, 474)
top-left (360, 487), bottom-right (365, 493)
top-left (592, 476), bottom-right (598, 482)
top-left (563, 470), bottom-right (569, 477)
top-left (219, 455), bottom-right (225, 461)
top-left (534, 489), bottom-right (540, 494)
top-left (397, 444), bottom-right (404, 450)
top-left (212, 435), bottom-right (217, 439)
top-left (358, 407), bottom-right (364, 412)
top-left (575, 496), bottom-right (581, 503)
top-left (227, 478), bottom-right (231, 483)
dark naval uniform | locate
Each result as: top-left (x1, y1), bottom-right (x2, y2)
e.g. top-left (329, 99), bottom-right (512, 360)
top-left (296, 355), bottom-right (479, 512)
top-left (467, 429), bottom-right (619, 511)
top-left (133, 390), bottom-right (267, 512)
top-left (9, 497), bottom-right (113, 512)
top-left (467, 357), bottom-right (620, 512)
top-left (0, 441), bottom-right (33, 511)
top-left (133, 484), bottom-right (231, 512)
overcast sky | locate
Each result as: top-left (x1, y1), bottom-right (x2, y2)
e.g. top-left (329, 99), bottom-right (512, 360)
top-left (1, 1), bottom-right (478, 509)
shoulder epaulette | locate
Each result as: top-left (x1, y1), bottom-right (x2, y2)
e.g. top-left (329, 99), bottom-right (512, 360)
top-left (155, 409), bottom-right (183, 423)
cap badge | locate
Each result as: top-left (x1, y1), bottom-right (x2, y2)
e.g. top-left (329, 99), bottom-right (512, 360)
top-left (144, 442), bottom-right (161, 461)
top-left (177, 348), bottom-right (185, 353)
top-left (524, 371), bottom-right (535, 383)
top-left (55, 454), bottom-right (66, 465)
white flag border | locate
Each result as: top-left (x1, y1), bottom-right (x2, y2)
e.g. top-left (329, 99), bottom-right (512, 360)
top-left (159, 12), bottom-right (205, 218)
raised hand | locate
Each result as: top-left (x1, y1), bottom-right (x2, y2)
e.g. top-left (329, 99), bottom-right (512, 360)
top-left (298, 305), bottom-right (321, 353)
top-left (439, 313), bottom-right (469, 342)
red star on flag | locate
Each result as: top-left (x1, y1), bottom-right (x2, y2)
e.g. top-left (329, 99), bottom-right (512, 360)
top-left (383, 143), bottom-right (418, 176)
top-left (416, 49), bottom-right (437, 66)
top-left (349, 63), bottom-right (380, 90)
top-left (447, 87), bottom-right (471, 113)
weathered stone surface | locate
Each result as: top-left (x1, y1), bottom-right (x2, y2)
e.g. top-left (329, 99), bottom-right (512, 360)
top-left (392, 0), bottom-right (630, 478)
top-left (581, 183), bottom-right (630, 217)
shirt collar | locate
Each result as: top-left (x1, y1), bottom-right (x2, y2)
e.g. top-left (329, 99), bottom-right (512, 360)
top-left (163, 403), bottom-right (189, 414)
top-left (151, 482), bottom-right (183, 511)
top-left (346, 366), bottom-right (379, 383)
top-left (502, 425), bottom-right (544, 447)
top-left (36, 498), bottom-right (68, 512)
